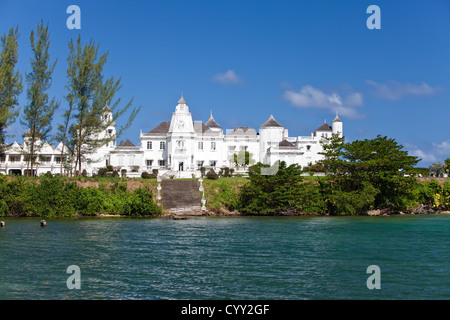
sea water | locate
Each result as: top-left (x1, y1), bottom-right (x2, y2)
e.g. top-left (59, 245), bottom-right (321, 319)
top-left (0, 215), bottom-right (448, 299)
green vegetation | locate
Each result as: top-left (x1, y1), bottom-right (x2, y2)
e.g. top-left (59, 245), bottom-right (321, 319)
top-left (0, 135), bottom-right (448, 217)
top-left (0, 175), bottom-right (161, 217)
top-left (224, 135), bottom-right (449, 216)
top-left (238, 162), bottom-right (325, 215)
top-left (0, 26), bottom-right (22, 156)
top-left (62, 35), bottom-right (140, 176)
top-left (202, 177), bottom-right (247, 212)
top-left (21, 21), bottom-right (59, 177)
top-left (318, 134), bottom-right (421, 215)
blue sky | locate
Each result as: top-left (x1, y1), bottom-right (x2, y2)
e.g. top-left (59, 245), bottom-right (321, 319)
top-left (1, 0), bottom-right (450, 166)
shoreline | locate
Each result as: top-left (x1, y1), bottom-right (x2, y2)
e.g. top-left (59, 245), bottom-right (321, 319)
top-left (2, 206), bottom-right (450, 219)
top-left (1, 210), bottom-right (449, 221)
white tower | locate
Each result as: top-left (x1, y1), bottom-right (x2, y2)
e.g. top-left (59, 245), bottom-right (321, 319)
top-left (168, 95), bottom-right (195, 171)
top-left (332, 113), bottom-right (343, 138)
top-left (259, 115), bottom-right (284, 165)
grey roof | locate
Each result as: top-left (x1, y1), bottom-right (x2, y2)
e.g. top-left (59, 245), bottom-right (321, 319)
top-left (333, 113), bottom-right (342, 123)
top-left (103, 104), bottom-right (112, 112)
top-left (314, 123), bottom-right (332, 132)
top-left (205, 114), bottom-right (222, 128)
top-left (178, 96), bottom-right (186, 105)
top-left (227, 127), bottom-right (258, 136)
top-left (260, 115), bottom-right (283, 128)
top-left (193, 121), bottom-right (206, 134)
top-left (145, 122), bottom-right (171, 135)
top-left (278, 139), bottom-right (296, 148)
top-left (118, 139), bottom-right (136, 147)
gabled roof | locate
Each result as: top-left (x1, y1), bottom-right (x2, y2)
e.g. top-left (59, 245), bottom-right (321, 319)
top-left (278, 139), bottom-right (295, 148)
top-left (40, 142), bottom-right (55, 154)
top-left (227, 127), bottom-right (258, 136)
top-left (205, 113), bottom-right (222, 129)
top-left (314, 123), bottom-right (332, 132)
top-left (260, 115), bottom-right (283, 128)
top-left (144, 121), bottom-right (171, 136)
top-left (118, 139), bottom-right (136, 147)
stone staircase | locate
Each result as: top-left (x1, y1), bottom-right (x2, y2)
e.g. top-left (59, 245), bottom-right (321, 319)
top-left (161, 180), bottom-right (202, 214)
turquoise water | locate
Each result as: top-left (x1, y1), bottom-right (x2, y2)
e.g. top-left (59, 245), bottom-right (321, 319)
top-left (0, 215), bottom-right (448, 300)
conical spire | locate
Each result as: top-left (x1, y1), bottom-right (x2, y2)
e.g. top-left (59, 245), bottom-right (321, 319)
top-left (260, 114), bottom-right (283, 128)
top-left (205, 112), bottom-right (222, 128)
top-left (178, 94), bottom-right (186, 105)
top-left (333, 112), bottom-right (342, 122)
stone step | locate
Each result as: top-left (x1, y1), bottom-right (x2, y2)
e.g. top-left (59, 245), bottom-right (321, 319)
top-left (161, 180), bottom-right (201, 210)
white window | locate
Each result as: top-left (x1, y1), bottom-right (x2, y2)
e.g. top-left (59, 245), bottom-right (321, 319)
top-left (210, 160), bottom-right (217, 167)
top-left (158, 160), bottom-right (166, 167)
top-left (55, 156), bottom-right (66, 164)
top-left (198, 142), bottom-right (203, 150)
top-left (211, 141), bottom-right (216, 150)
top-left (160, 141), bottom-right (165, 150)
top-left (39, 156), bottom-right (51, 163)
top-left (146, 160), bottom-right (153, 167)
top-left (147, 141), bottom-right (152, 149)
top-left (197, 161), bottom-right (204, 168)
top-left (9, 156), bottom-right (21, 163)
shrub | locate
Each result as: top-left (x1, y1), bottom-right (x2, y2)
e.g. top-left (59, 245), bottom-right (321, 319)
top-left (120, 188), bottom-right (161, 216)
top-left (413, 179), bottom-right (442, 207)
top-left (219, 167), bottom-right (232, 177)
top-left (238, 162), bottom-right (320, 215)
top-left (141, 171), bottom-right (152, 179)
top-left (97, 167), bottom-right (108, 177)
top-left (310, 164), bottom-right (324, 172)
top-left (444, 181), bottom-right (450, 209)
top-left (206, 169), bottom-right (218, 180)
top-left (321, 180), bottom-right (379, 215)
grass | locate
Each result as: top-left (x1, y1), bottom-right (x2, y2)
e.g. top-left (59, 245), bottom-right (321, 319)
top-left (202, 177), bottom-right (248, 212)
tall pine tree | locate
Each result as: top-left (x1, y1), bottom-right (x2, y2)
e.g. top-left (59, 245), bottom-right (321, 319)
top-left (62, 35), bottom-right (140, 175)
top-left (0, 26), bottom-right (22, 156)
top-left (21, 21), bottom-right (59, 176)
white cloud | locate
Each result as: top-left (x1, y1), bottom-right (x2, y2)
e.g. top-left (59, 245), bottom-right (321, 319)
top-left (405, 140), bottom-right (450, 165)
top-left (408, 147), bottom-right (437, 163)
top-left (283, 85), bottom-right (364, 119)
top-left (213, 70), bottom-right (242, 85)
top-left (366, 80), bottom-right (440, 100)
top-left (431, 140), bottom-right (450, 156)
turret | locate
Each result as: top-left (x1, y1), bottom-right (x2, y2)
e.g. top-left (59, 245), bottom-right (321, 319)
top-left (332, 112), bottom-right (343, 138)
top-left (259, 115), bottom-right (284, 164)
top-left (101, 105), bottom-right (116, 148)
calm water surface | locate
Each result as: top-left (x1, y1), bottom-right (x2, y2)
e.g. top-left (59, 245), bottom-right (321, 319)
top-left (0, 215), bottom-right (448, 299)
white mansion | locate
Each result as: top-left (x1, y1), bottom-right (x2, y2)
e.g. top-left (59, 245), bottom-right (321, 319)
top-left (0, 96), bottom-right (343, 177)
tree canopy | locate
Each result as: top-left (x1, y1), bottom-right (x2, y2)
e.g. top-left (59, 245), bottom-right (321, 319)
top-left (319, 134), bottom-right (421, 213)
top-left (0, 27), bottom-right (22, 155)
